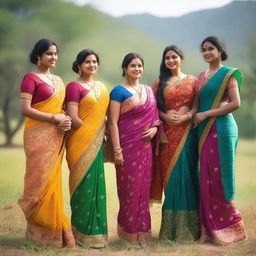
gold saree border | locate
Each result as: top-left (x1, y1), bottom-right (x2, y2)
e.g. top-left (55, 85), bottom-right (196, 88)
top-left (120, 84), bottom-right (148, 114)
top-left (69, 121), bottom-right (106, 196)
top-left (160, 209), bottom-right (200, 241)
top-left (163, 124), bottom-right (191, 190)
top-left (117, 224), bottom-right (151, 244)
top-left (19, 122), bottom-right (64, 218)
top-left (26, 223), bottom-right (74, 248)
top-left (210, 220), bottom-right (247, 245)
top-left (72, 227), bottom-right (108, 248)
top-left (198, 69), bottom-right (235, 157)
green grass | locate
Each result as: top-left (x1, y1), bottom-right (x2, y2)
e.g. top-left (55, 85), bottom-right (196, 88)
top-left (0, 139), bottom-right (256, 255)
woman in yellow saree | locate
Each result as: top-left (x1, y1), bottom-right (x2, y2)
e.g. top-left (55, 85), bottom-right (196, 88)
top-left (18, 39), bottom-right (75, 248)
top-left (65, 49), bottom-right (109, 248)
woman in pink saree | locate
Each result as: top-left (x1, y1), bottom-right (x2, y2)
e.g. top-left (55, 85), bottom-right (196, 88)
top-left (108, 53), bottom-right (160, 245)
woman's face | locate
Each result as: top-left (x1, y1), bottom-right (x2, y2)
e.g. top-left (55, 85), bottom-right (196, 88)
top-left (38, 45), bottom-right (58, 68)
top-left (202, 41), bottom-right (221, 63)
top-left (124, 58), bottom-right (143, 80)
top-left (79, 54), bottom-right (98, 76)
top-left (164, 50), bottom-right (182, 71)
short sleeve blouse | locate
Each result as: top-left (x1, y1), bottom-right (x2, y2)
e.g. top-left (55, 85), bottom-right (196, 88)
top-left (110, 85), bottom-right (133, 103)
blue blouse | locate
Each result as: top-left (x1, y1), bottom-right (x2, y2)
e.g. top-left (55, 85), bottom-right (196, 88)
top-left (110, 85), bottom-right (133, 103)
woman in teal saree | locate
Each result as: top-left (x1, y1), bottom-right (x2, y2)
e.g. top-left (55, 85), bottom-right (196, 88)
top-left (194, 36), bottom-right (246, 245)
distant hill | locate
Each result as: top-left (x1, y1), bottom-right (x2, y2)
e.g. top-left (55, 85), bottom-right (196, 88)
top-left (121, 1), bottom-right (256, 64)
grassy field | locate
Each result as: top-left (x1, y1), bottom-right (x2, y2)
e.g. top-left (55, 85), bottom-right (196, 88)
top-left (0, 139), bottom-right (256, 256)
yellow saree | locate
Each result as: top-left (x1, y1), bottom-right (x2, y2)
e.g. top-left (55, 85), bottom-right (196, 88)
top-left (65, 81), bottom-right (109, 248)
top-left (18, 76), bottom-right (75, 248)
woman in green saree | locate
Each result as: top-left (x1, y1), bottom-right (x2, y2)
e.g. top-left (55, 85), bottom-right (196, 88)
top-left (194, 36), bottom-right (247, 245)
top-left (65, 49), bottom-right (109, 248)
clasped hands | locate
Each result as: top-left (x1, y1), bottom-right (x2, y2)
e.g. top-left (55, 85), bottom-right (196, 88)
top-left (53, 113), bottom-right (72, 131)
top-left (163, 109), bottom-right (190, 124)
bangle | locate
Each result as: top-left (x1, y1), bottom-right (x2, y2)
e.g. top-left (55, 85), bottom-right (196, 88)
top-left (113, 148), bottom-right (122, 154)
top-left (187, 112), bottom-right (192, 121)
top-left (50, 114), bottom-right (57, 124)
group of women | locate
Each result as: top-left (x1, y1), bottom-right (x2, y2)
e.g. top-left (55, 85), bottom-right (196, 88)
top-left (18, 36), bottom-right (247, 249)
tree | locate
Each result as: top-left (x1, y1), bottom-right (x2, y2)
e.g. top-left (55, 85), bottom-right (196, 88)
top-left (0, 0), bottom-right (102, 146)
top-left (0, 10), bottom-right (29, 146)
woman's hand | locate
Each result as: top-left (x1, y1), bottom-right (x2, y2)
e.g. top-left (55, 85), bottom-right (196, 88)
top-left (142, 127), bottom-right (157, 141)
top-left (170, 113), bottom-right (191, 125)
top-left (114, 152), bottom-right (124, 166)
top-left (160, 110), bottom-right (178, 123)
top-left (57, 115), bottom-right (72, 131)
top-left (194, 112), bottom-right (208, 127)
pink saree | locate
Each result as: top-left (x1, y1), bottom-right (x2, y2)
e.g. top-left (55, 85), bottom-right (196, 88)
top-left (115, 85), bottom-right (160, 243)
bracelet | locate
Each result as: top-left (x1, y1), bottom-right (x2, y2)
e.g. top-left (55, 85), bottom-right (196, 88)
top-left (187, 112), bottom-right (192, 121)
top-left (50, 114), bottom-right (57, 124)
top-left (113, 148), bottom-right (123, 154)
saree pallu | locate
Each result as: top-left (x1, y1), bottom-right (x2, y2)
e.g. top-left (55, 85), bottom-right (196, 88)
top-left (66, 87), bottom-right (109, 248)
top-left (198, 66), bottom-right (246, 244)
top-left (18, 77), bottom-right (75, 248)
top-left (151, 76), bottom-right (200, 241)
top-left (116, 85), bottom-right (159, 243)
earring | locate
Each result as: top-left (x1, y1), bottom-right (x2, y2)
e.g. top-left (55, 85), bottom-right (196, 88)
top-left (78, 69), bottom-right (81, 76)
top-left (37, 58), bottom-right (41, 67)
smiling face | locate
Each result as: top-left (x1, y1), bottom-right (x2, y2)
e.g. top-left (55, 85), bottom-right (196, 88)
top-left (124, 57), bottom-right (144, 80)
top-left (202, 41), bottom-right (221, 63)
top-left (38, 45), bottom-right (58, 69)
top-left (164, 50), bottom-right (182, 72)
top-left (79, 54), bottom-right (98, 76)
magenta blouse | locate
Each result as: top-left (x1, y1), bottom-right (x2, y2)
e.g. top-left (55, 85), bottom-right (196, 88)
top-left (65, 82), bottom-right (89, 103)
top-left (20, 73), bottom-right (54, 105)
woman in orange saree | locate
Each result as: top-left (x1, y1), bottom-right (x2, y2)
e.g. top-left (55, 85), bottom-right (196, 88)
top-left (151, 45), bottom-right (200, 241)
top-left (65, 49), bottom-right (109, 248)
top-left (18, 39), bottom-right (75, 248)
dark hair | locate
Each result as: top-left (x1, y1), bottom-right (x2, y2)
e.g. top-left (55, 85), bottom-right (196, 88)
top-left (72, 49), bottom-right (100, 73)
top-left (121, 53), bottom-right (144, 77)
top-left (156, 45), bottom-right (184, 112)
top-left (201, 36), bottom-right (228, 61)
top-left (29, 39), bottom-right (58, 65)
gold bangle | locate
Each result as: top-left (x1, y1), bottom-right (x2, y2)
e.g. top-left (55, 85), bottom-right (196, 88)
top-left (113, 148), bottom-right (122, 154)
top-left (187, 112), bottom-right (192, 121)
top-left (50, 114), bottom-right (56, 124)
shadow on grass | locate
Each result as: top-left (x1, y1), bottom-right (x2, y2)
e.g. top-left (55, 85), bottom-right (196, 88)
top-left (0, 235), bottom-right (26, 249)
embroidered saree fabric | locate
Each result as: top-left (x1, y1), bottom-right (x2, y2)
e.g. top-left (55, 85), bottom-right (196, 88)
top-left (65, 82), bottom-right (109, 247)
top-left (197, 66), bottom-right (246, 244)
top-left (18, 75), bottom-right (75, 247)
top-left (112, 85), bottom-right (160, 243)
top-left (151, 76), bottom-right (200, 241)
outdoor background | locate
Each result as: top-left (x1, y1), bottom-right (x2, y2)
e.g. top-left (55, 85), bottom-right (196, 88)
top-left (0, 0), bottom-right (255, 255)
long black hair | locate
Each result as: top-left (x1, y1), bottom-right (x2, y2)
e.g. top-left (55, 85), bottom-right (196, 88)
top-left (156, 45), bottom-right (184, 112)
top-left (201, 36), bottom-right (228, 61)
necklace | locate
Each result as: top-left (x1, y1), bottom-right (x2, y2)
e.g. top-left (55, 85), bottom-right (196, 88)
top-left (168, 73), bottom-right (185, 86)
top-left (125, 84), bottom-right (143, 101)
top-left (45, 72), bottom-right (54, 81)
top-left (174, 75), bottom-right (182, 85)
top-left (205, 65), bottom-right (223, 80)
top-left (79, 80), bottom-right (100, 100)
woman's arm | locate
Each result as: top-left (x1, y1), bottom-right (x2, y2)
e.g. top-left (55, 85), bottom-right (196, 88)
top-left (108, 100), bottom-right (124, 165)
top-left (194, 77), bottom-right (240, 126)
top-left (66, 103), bottom-right (83, 129)
top-left (20, 98), bottom-right (67, 124)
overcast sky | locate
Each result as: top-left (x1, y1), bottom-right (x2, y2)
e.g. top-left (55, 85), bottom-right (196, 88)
top-left (67, 0), bottom-right (233, 17)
